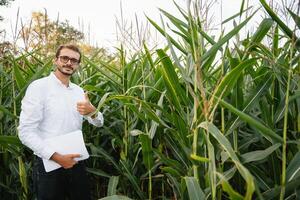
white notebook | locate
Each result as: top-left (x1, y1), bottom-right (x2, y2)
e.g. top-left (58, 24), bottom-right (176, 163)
top-left (42, 130), bottom-right (89, 172)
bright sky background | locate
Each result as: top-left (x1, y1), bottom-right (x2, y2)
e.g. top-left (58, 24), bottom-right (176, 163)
top-left (0, 0), bottom-right (267, 50)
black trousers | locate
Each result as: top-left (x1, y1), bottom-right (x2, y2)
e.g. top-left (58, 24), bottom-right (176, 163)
top-left (33, 157), bottom-right (91, 200)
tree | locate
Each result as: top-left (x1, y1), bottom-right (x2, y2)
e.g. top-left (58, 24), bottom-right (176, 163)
top-left (18, 11), bottom-right (113, 61)
top-left (20, 12), bottom-right (84, 54)
top-left (0, 0), bottom-right (14, 21)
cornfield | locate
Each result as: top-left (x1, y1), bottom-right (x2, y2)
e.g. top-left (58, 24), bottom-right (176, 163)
top-left (0, 0), bottom-right (300, 199)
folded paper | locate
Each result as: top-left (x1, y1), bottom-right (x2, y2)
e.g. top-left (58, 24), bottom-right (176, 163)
top-left (42, 130), bottom-right (89, 172)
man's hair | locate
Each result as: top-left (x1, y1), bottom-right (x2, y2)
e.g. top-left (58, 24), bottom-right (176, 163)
top-left (55, 44), bottom-right (81, 63)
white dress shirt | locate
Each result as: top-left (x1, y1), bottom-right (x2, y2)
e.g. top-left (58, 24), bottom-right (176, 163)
top-left (18, 72), bottom-right (104, 160)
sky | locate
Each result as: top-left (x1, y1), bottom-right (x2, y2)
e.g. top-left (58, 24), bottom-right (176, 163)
top-left (0, 0), bottom-right (265, 50)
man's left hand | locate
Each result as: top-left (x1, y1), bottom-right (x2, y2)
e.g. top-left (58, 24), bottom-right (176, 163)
top-left (77, 92), bottom-right (96, 116)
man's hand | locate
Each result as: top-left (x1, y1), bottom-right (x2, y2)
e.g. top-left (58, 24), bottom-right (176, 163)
top-left (50, 152), bottom-right (81, 169)
top-left (77, 92), bottom-right (97, 117)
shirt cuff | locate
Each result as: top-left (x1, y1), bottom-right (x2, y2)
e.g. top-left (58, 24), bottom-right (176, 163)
top-left (87, 111), bottom-right (104, 127)
top-left (41, 147), bottom-right (56, 160)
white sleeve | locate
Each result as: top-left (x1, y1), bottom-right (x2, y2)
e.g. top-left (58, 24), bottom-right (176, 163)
top-left (85, 111), bottom-right (104, 127)
top-left (18, 82), bottom-right (55, 160)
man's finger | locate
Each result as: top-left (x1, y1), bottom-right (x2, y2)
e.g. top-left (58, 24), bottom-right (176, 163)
top-left (77, 107), bottom-right (86, 111)
top-left (70, 154), bottom-right (81, 158)
top-left (77, 105), bottom-right (85, 109)
top-left (77, 102), bottom-right (85, 106)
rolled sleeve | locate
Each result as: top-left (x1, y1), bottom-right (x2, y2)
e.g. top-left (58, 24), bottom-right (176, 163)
top-left (86, 111), bottom-right (104, 127)
top-left (18, 82), bottom-right (55, 160)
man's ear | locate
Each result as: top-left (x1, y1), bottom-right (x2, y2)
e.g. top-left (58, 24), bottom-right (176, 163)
top-left (53, 57), bottom-right (58, 65)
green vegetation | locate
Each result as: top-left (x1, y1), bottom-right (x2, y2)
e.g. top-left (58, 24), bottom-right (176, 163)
top-left (0, 0), bottom-right (300, 199)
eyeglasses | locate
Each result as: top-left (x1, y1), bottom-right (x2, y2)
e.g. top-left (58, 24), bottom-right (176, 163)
top-left (58, 56), bottom-right (80, 65)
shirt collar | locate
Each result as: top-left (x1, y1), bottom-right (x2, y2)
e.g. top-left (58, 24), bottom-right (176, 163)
top-left (49, 72), bottom-right (75, 90)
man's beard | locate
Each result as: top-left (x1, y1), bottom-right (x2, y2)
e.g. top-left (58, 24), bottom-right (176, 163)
top-left (58, 66), bottom-right (74, 76)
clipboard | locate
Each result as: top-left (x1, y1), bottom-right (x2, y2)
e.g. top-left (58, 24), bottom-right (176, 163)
top-left (42, 130), bottom-right (89, 172)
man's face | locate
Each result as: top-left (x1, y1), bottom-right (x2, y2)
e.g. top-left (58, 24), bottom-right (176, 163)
top-left (55, 48), bottom-right (80, 76)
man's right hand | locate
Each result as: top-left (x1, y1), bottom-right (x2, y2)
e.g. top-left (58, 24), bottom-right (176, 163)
top-left (50, 152), bottom-right (81, 169)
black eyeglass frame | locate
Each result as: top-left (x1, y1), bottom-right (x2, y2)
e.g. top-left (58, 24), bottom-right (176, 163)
top-left (58, 56), bottom-right (80, 65)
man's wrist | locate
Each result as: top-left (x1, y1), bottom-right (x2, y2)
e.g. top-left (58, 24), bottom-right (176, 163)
top-left (86, 110), bottom-right (98, 119)
top-left (50, 152), bottom-right (62, 162)
top-left (91, 112), bottom-right (98, 119)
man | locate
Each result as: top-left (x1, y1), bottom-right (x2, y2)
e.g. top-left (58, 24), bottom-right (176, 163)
top-left (18, 44), bottom-right (104, 200)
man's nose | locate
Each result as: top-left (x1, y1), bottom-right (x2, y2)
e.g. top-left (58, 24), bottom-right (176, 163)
top-left (65, 59), bottom-right (72, 65)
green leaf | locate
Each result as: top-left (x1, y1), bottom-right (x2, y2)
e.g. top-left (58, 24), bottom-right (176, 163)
top-left (154, 149), bottom-right (185, 174)
top-left (201, 12), bottom-right (256, 62)
top-left (214, 58), bottom-right (257, 100)
top-left (184, 177), bottom-right (205, 200)
top-left (222, 6), bottom-right (253, 24)
top-left (120, 160), bottom-right (146, 199)
top-left (190, 154), bottom-right (209, 163)
top-left (251, 18), bottom-right (273, 43)
top-left (273, 25), bottom-right (279, 56)
top-left (166, 173), bottom-right (181, 196)
top-left (0, 135), bottom-right (22, 148)
top-left (286, 152), bottom-right (300, 182)
top-left (98, 195), bottom-right (133, 200)
top-left (207, 137), bottom-right (217, 199)
top-left (216, 97), bottom-right (283, 143)
top-left (199, 122), bottom-right (255, 200)
top-left (217, 173), bottom-right (244, 200)
top-left (164, 133), bottom-right (190, 170)
top-left (107, 176), bottom-right (119, 196)
top-left (86, 167), bottom-right (110, 178)
top-left (85, 59), bottom-right (122, 90)
top-left (156, 49), bottom-right (187, 113)
top-left (259, 0), bottom-right (300, 51)
top-left (82, 84), bottom-right (104, 93)
top-left (0, 105), bottom-right (18, 119)
top-left (241, 143), bottom-right (281, 163)
top-left (15, 60), bottom-right (52, 101)
top-left (139, 134), bottom-right (154, 170)
top-left (259, 0), bottom-right (293, 37)
top-left (287, 8), bottom-right (300, 30)
top-left (159, 8), bottom-right (188, 34)
top-left (96, 92), bottom-right (111, 110)
top-left (262, 177), bottom-right (300, 200)
top-left (106, 95), bottom-right (168, 127)
top-left (149, 92), bottom-right (165, 139)
top-left (289, 90), bottom-right (300, 102)
top-left (89, 144), bottom-right (121, 172)
top-left (18, 156), bottom-right (28, 194)
top-left (13, 63), bottom-right (26, 90)
top-left (226, 73), bottom-right (273, 134)
top-left (239, 0), bottom-right (245, 17)
top-left (160, 166), bottom-right (182, 177)
top-left (147, 16), bottom-right (187, 55)
top-left (99, 60), bottom-right (122, 79)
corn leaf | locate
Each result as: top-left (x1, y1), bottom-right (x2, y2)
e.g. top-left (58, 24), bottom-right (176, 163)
top-left (184, 177), bottom-right (205, 200)
top-left (199, 121), bottom-right (255, 200)
top-left (98, 195), bottom-right (133, 200)
top-left (0, 135), bottom-right (22, 147)
top-left (286, 152), bottom-right (300, 182)
top-left (147, 16), bottom-right (187, 55)
top-left (287, 8), bottom-right (300, 30)
top-left (241, 143), bottom-right (281, 163)
top-left (107, 176), bottom-right (119, 196)
top-left (251, 18), bottom-right (273, 43)
top-left (201, 12), bottom-right (255, 62)
top-left (217, 97), bottom-right (283, 143)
